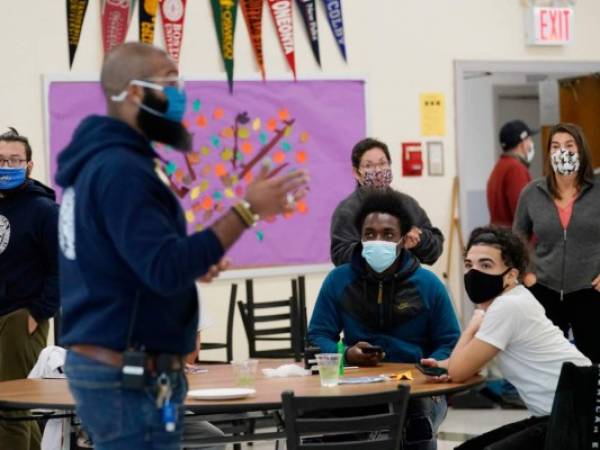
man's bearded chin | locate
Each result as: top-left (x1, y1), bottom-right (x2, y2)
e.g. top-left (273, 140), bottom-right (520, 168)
top-left (136, 90), bottom-right (192, 152)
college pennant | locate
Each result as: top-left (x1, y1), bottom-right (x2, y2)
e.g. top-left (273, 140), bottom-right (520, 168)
top-left (139, 0), bottom-right (159, 44)
top-left (101, 0), bottom-right (132, 54)
top-left (66, 0), bottom-right (90, 68)
top-left (295, 0), bottom-right (320, 66)
top-left (322, 0), bottom-right (346, 61)
top-left (159, 0), bottom-right (187, 64)
top-left (240, 0), bottom-right (266, 79)
top-left (267, 0), bottom-right (296, 79)
top-left (211, 0), bottom-right (239, 92)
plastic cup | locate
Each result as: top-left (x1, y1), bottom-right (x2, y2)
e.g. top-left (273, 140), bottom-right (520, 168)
top-left (231, 359), bottom-right (259, 388)
top-left (316, 353), bottom-right (341, 387)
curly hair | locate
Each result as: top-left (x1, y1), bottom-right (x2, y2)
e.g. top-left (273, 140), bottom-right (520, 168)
top-left (353, 190), bottom-right (414, 236)
top-left (465, 226), bottom-right (529, 279)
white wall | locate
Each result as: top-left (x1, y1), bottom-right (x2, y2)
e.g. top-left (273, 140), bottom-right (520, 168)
top-left (2, 1), bottom-right (600, 359)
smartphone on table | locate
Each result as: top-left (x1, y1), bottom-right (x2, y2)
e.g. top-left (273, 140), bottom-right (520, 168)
top-left (415, 363), bottom-right (448, 377)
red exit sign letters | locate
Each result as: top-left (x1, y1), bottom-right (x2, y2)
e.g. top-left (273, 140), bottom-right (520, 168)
top-left (526, 7), bottom-right (574, 46)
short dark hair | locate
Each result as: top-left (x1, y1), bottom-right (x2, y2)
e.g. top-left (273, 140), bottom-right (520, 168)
top-left (0, 127), bottom-right (32, 161)
top-left (354, 190), bottom-right (414, 236)
top-left (351, 138), bottom-right (391, 169)
top-left (544, 123), bottom-right (594, 199)
top-left (465, 226), bottom-right (529, 279)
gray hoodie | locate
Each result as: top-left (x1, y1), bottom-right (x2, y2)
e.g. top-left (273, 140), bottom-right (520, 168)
top-left (330, 188), bottom-right (444, 266)
top-left (513, 176), bottom-right (600, 295)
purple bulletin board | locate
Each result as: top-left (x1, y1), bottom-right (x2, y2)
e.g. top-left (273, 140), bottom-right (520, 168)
top-left (47, 80), bottom-right (365, 268)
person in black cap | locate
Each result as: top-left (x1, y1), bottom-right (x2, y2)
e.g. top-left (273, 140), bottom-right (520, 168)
top-left (486, 120), bottom-right (537, 227)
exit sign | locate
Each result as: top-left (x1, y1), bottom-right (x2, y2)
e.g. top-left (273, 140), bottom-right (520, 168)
top-left (526, 7), bottom-right (574, 46)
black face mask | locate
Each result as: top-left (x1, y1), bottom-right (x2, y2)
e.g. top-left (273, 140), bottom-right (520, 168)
top-left (464, 268), bottom-right (512, 304)
top-left (136, 88), bottom-right (193, 152)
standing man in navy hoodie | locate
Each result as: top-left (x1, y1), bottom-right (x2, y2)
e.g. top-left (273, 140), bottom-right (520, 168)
top-left (0, 128), bottom-right (59, 450)
top-left (55, 42), bottom-right (308, 450)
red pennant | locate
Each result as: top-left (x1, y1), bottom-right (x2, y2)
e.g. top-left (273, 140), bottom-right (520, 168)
top-left (101, 0), bottom-right (131, 53)
top-left (240, 0), bottom-right (266, 79)
top-left (267, 0), bottom-right (296, 79)
top-left (159, 0), bottom-right (187, 64)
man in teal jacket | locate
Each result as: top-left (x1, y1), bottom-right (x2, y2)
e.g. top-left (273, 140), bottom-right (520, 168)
top-left (308, 190), bottom-right (460, 450)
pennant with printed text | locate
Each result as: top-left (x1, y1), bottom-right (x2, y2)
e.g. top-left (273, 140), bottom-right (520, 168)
top-left (267, 0), bottom-right (296, 79)
top-left (139, 0), bottom-right (159, 44)
top-left (211, 0), bottom-right (239, 92)
top-left (322, 0), bottom-right (346, 61)
top-left (101, 0), bottom-right (132, 54)
top-left (240, 0), bottom-right (266, 79)
top-left (160, 0), bottom-right (187, 64)
top-left (295, 0), bottom-right (320, 66)
top-left (67, 0), bottom-right (90, 68)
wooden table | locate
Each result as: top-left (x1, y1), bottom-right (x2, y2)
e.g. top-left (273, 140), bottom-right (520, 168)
top-left (0, 360), bottom-right (484, 413)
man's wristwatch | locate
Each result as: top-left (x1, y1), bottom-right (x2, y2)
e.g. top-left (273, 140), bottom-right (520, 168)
top-left (232, 200), bottom-right (260, 228)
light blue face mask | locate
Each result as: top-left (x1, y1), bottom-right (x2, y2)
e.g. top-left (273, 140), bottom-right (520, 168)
top-left (361, 240), bottom-right (399, 273)
top-left (111, 79), bottom-right (187, 122)
top-left (0, 167), bottom-right (26, 190)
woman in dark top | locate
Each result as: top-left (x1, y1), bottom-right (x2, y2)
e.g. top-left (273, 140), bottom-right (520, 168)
top-left (514, 123), bottom-right (600, 363)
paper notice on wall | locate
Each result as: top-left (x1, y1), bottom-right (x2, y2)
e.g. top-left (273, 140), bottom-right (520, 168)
top-left (420, 93), bottom-right (446, 136)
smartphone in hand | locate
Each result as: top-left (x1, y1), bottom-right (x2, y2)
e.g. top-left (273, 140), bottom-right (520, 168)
top-left (415, 363), bottom-right (448, 377)
top-left (362, 345), bottom-right (383, 354)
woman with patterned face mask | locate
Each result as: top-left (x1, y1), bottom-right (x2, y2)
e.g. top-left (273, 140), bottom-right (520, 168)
top-left (513, 123), bottom-right (600, 364)
top-left (330, 138), bottom-right (444, 267)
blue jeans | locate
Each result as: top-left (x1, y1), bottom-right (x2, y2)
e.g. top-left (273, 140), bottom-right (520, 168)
top-left (64, 351), bottom-right (188, 450)
top-left (404, 396), bottom-right (448, 450)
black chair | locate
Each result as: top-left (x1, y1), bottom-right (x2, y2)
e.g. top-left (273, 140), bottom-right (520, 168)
top-left (197, 283), bottom-right (237, 363)
top-left (237, 277), bottom-right (306, 362)
top-left (281, 385), bottom-right (411, 450)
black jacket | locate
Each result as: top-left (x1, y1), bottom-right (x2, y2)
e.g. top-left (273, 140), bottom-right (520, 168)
top-left (0, 179), bottom-right (59, 321)
top-left (329, 187), bottom-right (444, 266)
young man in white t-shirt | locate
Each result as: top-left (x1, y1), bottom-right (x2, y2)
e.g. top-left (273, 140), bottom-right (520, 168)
top-left (421, 226), bottom-right (591, 450)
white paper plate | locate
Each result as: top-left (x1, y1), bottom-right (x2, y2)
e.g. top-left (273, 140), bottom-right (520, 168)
top-left (187, 388), bottom-right (256, 400)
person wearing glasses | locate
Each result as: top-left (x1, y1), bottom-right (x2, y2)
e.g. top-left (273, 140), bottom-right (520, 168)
top-left (330, 137), bottom-right (443, 266)
top-left (55, 42), bottom-right (308, 450)
top-left (0, 128), bottom-right (59, 450)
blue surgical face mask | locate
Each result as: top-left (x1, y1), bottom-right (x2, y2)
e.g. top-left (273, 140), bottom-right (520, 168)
top-left (0, 167), bottom-right (26, 190)
top-left (111, 79), bottom-right (187, 122)
top-left (361, 240), bottom-right (399, 273)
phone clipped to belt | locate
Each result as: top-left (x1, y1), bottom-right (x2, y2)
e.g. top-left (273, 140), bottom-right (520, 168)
top-left (122, 350), bottom-right (146, 390)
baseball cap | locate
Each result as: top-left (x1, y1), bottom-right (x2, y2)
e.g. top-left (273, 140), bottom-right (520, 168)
top-left (499, 120), bottom-right (538, 151)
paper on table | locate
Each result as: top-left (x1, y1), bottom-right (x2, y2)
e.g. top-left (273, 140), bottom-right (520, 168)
top-left (381, 370), bottom-right (413, 381)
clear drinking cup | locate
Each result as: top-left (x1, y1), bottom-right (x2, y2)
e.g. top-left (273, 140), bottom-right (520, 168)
top-left (231, 359), bottom-right (259, 388)
top-left (315, 353), bottom-right (341, 387)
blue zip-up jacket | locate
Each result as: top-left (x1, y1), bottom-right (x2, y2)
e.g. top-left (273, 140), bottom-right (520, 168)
top-left (0, 180), bottom-right (59, 322)
top-left (308, 248), bottom-right (460, 362)
top-left (55, 115), bottom-right (224, 354)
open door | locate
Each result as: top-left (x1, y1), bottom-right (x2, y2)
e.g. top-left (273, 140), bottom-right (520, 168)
top-left (559, 74), bottom-right (600, 169)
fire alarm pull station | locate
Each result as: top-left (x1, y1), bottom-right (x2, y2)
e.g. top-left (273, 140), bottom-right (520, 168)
top-left (402, 142), bottom-right (423, 176)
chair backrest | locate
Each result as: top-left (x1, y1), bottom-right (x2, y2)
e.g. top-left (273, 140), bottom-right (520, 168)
top-left (237, 277), bottom-right (305, 362)
top-left (198, 283), bottom-right (237, 363)
top-left (282, 385), bottom-right (410, 450)
top-left (544, 362), bottom-right (600, 450)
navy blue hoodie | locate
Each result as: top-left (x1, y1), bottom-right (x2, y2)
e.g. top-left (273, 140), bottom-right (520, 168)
top-left (0, 180), bottom-right (59, 322)
top-left (55, 115), bottom-right (224, 354)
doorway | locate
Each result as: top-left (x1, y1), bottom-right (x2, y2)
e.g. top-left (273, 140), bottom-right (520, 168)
top-left (454, 60), bottom-right (600, 323)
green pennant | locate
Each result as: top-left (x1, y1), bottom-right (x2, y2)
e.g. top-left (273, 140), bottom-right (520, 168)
top-left (211, 0), bottom-right (239, 92)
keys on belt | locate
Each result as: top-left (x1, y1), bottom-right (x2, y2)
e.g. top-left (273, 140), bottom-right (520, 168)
top-left (156, 373), bottom-right (176, 432)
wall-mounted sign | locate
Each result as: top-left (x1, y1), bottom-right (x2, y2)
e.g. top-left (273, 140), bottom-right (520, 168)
top-left (525, 7), bottom-right (574, 46)
top-left (401, 142), bottom-right (423, 177)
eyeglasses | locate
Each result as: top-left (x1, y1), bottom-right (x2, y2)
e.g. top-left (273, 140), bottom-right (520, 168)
top-left (359, 161), bottom-right (390, 172)
top-left (0, 157), bottom-right (27, 167)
